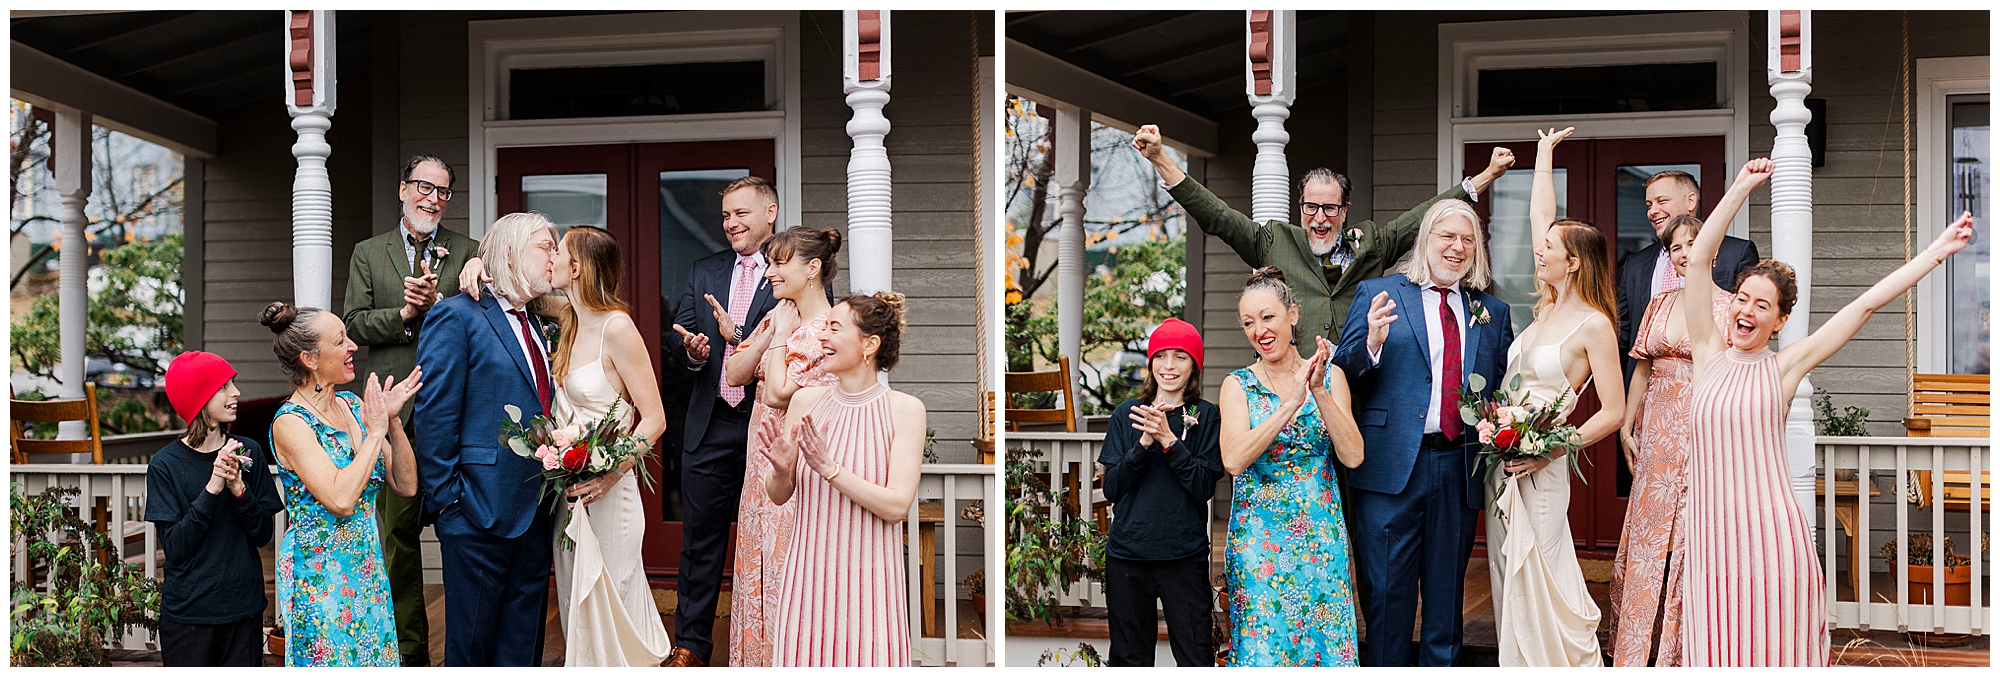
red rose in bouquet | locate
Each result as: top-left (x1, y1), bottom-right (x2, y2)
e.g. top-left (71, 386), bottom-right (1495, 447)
top-left (561, 443), bottom-right (590, 472)
top-left (1492, 428), bottom-right (1519, 450)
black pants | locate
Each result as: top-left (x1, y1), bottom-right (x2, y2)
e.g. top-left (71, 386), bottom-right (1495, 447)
top-left (159, 616), bottom-right (263, 667)
top-left (674, 398), bottom-right (752, 661)
top-left (1104, 553), bottom-right (1213, 667)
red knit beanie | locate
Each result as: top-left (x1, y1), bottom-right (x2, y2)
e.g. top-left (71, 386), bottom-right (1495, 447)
top-left (1146, 318), bottom-right (1204, 369)
top-left (166, 351), bottom-right (237, 424)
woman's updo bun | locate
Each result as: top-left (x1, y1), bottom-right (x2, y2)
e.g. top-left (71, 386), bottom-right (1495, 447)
top-left (261, 301), bottom-right (325, 387)
top-left (1243, 266), bottom-right (1298, 309)
top-left (260, 301), bottom-right (300, 334)
top-left (841, 291), bottom-right (907, 371)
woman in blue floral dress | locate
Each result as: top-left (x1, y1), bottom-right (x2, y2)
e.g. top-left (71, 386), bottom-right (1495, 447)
top-left (1218, 269), bottom-right (1366, 666)
top-left (261, 302), bottom-right (424, 667)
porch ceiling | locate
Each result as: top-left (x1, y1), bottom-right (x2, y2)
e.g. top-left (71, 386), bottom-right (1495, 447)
top-left (1005, 10), bottom-right (1349, 122)
top-left (9, 10), bottom-right (370, 117)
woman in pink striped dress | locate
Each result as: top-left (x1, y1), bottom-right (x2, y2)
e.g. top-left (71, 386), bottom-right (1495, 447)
top-left (1680, 158), bottom-right (1976, 667)
top-left (756, 291), bottom-right (927, 667)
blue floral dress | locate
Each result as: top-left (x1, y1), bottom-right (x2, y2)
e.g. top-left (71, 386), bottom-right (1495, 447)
top-left (1225, 366), bottom-right (1359, 666)
top-left (270, 392), bottom-right (398, 667)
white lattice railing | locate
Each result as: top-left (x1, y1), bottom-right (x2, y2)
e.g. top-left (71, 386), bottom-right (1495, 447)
top-left (1817, 437), bottom-right (1990, 636)
top-left (12, 463), bottom-right (999, 664)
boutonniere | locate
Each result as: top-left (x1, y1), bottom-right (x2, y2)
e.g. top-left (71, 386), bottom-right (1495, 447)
top-left (1342, 228), bottom-right (1364, 250)
top-left (540, 320), bottom-right (560, 344)
top-left (432, 245), bottom-right (450, 261)
top-left (1468, 300), bottom-right (1491, 325)
top-left (1179, 403), bottom-right (1199, 440)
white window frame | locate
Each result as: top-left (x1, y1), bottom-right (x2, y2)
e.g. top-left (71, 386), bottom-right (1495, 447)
top-left (1914, 56), bottom-right (1989, 374)
top-left (466, 11), bottom-right (803, 238)
top-left (1437, 11), bottom-right (1753, 238)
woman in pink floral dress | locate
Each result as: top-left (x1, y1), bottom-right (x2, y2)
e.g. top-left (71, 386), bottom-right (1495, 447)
top-left (723, 227), bottom-right (841, 666)
top-left (1607, 214), bottom-right (1731, 666)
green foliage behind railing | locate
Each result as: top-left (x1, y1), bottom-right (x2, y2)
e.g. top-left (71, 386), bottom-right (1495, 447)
top-left (9, 484), bottom-right (159, 666)
top-left (1004, 447), bottom-right (1105, 626)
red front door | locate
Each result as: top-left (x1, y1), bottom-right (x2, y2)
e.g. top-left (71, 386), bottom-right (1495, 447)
top-left (1464, 135), bottom-right (1725, 558)
top-left (497, 140), bottom-right (777, 583)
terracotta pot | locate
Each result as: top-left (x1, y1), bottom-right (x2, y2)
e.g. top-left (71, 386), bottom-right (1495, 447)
top-left (265, 626), bottom-right (285, 659)
top-left (970, 593), bottom-right (986, 613)
top-left (1902, 564), bottom-right (1972, 606)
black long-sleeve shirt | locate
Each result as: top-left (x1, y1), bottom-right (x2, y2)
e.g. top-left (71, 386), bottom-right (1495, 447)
top-left (1098, 398), bottom-right (1223, 562)
top-left (145, 435), bottom-right (283, 625)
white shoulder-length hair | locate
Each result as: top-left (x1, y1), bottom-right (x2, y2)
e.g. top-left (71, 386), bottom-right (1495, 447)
top-left (1393, 198), bottom-right (1492, 290)
top-left (480, 212), bottom-right (555, 303)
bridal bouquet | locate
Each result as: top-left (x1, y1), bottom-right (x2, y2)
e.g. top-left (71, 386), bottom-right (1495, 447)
top-left (500, 401), bottom-right (655, 549)
top-left (1458, 373), bottom-right (1586, 505)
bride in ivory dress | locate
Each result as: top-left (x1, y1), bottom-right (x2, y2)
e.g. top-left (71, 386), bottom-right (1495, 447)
top-left (544, 226), bottom-right (675, 666)
top-left (1483, 127), bottom-right (1625, 667)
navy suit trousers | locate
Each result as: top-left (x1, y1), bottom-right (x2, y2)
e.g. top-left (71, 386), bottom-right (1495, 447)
top-left (436, 504), bottom-right (554, 666)
top-left (1350, 443), bottom-right (1478, 667)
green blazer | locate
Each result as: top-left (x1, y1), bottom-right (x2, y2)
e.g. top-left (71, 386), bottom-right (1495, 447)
top-left (1168, 176), bottom-right (1469, 355)
top-left (342, 226), bottom-right (479, 416)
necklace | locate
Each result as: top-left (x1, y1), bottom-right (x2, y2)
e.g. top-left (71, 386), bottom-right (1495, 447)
top-left (295, 387), bottom-right (348, 430)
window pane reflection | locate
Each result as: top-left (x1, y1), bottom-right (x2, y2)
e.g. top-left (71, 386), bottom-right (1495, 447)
top-left (1948, 97), bottom-right (1989, 375)
top-left (1485, 168), bottom-right (1566, 334)
top-left (521, 173), bottom-right (608, 239)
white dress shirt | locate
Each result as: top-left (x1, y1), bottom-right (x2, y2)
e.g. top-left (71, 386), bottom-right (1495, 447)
top-left (1367, 280), bottom-right (1468, 434)
top-left (493, 286), bottom-right (552, 375)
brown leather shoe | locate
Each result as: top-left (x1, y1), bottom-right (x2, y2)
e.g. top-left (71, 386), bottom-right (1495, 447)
top-left (663, 647), bottom-right (707, 667)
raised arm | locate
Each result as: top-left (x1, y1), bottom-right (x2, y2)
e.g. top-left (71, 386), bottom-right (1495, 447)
top-left (1779, 213), bottom-right (1976, 393)
top-left (1530, 127), bottom-right (1574, 249)
top-left (1136, 124), bottom-right (1270, 264)
top-left (1685, 159), bottom-right (1772, 365)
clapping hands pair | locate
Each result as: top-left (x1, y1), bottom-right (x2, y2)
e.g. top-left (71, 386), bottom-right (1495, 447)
top-left (358, 365), bottom-right (425, 433)
top-left (756, 412), bottom-right (838, 482)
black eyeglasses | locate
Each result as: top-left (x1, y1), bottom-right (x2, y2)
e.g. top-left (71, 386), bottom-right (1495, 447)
top-left (1299, 201), bottom-right (1349, 216)
top-left (403, 179), bottom-right (454, 201)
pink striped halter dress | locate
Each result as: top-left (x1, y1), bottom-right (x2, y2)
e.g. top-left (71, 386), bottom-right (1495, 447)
top-left (770, 381), bottom-right (911, 667)
top-left (1681, 346), bottom-right (1828, 666)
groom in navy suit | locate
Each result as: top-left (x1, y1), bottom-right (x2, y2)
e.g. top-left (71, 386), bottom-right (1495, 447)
top-left (1334, 199), bottom-right (1512, 667)
top-left (414, 212), bottom-right (560, 667)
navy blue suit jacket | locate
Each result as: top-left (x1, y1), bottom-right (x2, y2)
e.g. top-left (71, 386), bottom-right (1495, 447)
top-left (664, 248), bottom-right (777, 453)
top-left (1334, 274), bottom-right (1513, 511)
top-left (413, 292), bottom-right (553, 539)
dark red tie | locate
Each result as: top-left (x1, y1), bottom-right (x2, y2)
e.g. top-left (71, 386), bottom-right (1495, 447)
top-left (1433, 287), bottom-right (1463, 441)
top-left (509, 308), bottom-right (553, 413)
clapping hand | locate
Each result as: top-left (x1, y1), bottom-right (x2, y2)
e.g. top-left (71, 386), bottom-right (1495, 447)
top-left (360, 374), bottom-right (391, 434)
top-left (674, 324), bottom-right (711, 362)
top-left (1365, 291), bottom-right (1399, 353)
top-left (1928, 212), bottom-right (1977, 260)
top-left (206, 438), bottom-right (249, 495)
top-left (769, 299), bottom-right (800, 340)
top-left (704, 295), bottom-right (739, 346)
top-left (756, 412), bottom-right (797, 479)
top-left (1128, 404), bottom-right (1171, 449)
top-left (379, 366), bottom-right (424, 419)
top-left (1305, 336), bottom-right (1334, 396)
top-left (794, 414), bottom-right (840, 481)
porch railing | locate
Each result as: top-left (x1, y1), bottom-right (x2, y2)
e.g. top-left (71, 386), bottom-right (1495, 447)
top-left (12, 463), bottom-right (999, 664)
top-left (1817, 437), bottom-right (1989, 636)
top-left (1015, 433), bottom-right (1994, 637)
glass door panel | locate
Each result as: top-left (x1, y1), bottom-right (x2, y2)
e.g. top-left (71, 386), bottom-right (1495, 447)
top-left (1947, 96), bottom-right (1989, 375)
top-left (1484, 167), bottom-right (1568, 336)
top-left (520, 173), bottom-right (609, 239)
top-left (1612, 163), bottom-right (1699, 262)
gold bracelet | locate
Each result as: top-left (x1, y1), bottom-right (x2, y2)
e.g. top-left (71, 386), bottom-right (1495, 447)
top-left (822, 464), bottom-right (842, 482)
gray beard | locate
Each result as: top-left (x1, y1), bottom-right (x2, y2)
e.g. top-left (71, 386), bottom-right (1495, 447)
top-left (1309, 237), bottom-right (1336, 258)
top-left (401, 206), bottom-right (439, 236)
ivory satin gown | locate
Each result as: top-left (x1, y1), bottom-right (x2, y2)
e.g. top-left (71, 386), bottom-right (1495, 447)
top-left (1483, 318), bottom-right (1604, 667)
top-left (551, 318), bottom-right (675, 666)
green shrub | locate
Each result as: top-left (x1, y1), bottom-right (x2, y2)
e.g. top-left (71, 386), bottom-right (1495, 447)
top-left (9, 484), bottom-right (160, 666)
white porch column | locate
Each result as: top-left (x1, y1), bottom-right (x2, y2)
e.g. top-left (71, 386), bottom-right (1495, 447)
top-left (285, 10), bottom-right (337, 309)
top-left (1768, 10), bottom-right (1816, 522)
top-left (1053, 106), bottom-right (1091, 374)
top-left (1246, 10), bottom-right (1297, 223)
top-left (54, 108), bottom-right (92, 439)
top-left (843, 10), bottom-right (894, 295)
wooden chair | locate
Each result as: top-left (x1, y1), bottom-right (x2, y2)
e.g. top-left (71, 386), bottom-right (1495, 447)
top-left (972, 390), bottom-right (998, 464)
top-left (1005, 355), bottom-right (1078, 432)
top-left (11, 382), bottom-right (105, 464)
top-left (1903, 374), bottom-right (1991, 512)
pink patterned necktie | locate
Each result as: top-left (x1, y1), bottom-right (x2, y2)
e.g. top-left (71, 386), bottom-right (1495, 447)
top-left (1659, 249), bottom-right (1685, 292)
top-left (720, 257), bottom-right (757, 407)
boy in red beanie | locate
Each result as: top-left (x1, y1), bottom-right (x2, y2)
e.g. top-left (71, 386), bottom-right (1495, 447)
top-left (146, 351), bottom-right (283, 666)
top-left (1097, 318), bottom-right (1224, 666)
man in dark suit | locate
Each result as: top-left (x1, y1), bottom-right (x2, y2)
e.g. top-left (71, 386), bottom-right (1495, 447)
top-left (1618, 170), bottom-right (1759, 381)
top-left (660, 176), bottom-right (780, 667)
top-left (413, 212), bottom-right (560, 666)
top-left (341, 154), bottom-right (478, 666)
top-left (1335, 199), bottom-right (1514, 667)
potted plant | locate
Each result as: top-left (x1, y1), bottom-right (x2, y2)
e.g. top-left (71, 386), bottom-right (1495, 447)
top-left (1879, 533), bottom-right (1976, 606)
top-left (963, 569), bottom-right (986, 613)
top-left (9, 484), bottom-right (160, 666)
top-left (265, 622), bottom-right (285, 661)
top-left (1004, 447), bottom-right (1105, 627)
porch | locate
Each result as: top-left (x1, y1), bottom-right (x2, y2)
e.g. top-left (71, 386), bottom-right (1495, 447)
top-left (1005, 431), bottom-right (1991, 666)
top-left (10, 462), bottom-right (998, 666)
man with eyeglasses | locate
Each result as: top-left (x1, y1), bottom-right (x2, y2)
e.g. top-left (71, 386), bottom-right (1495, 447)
top-left (1134, 125), bottom-right (1515, 355)
top-left (341, 154), bottom-right (480, 667)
